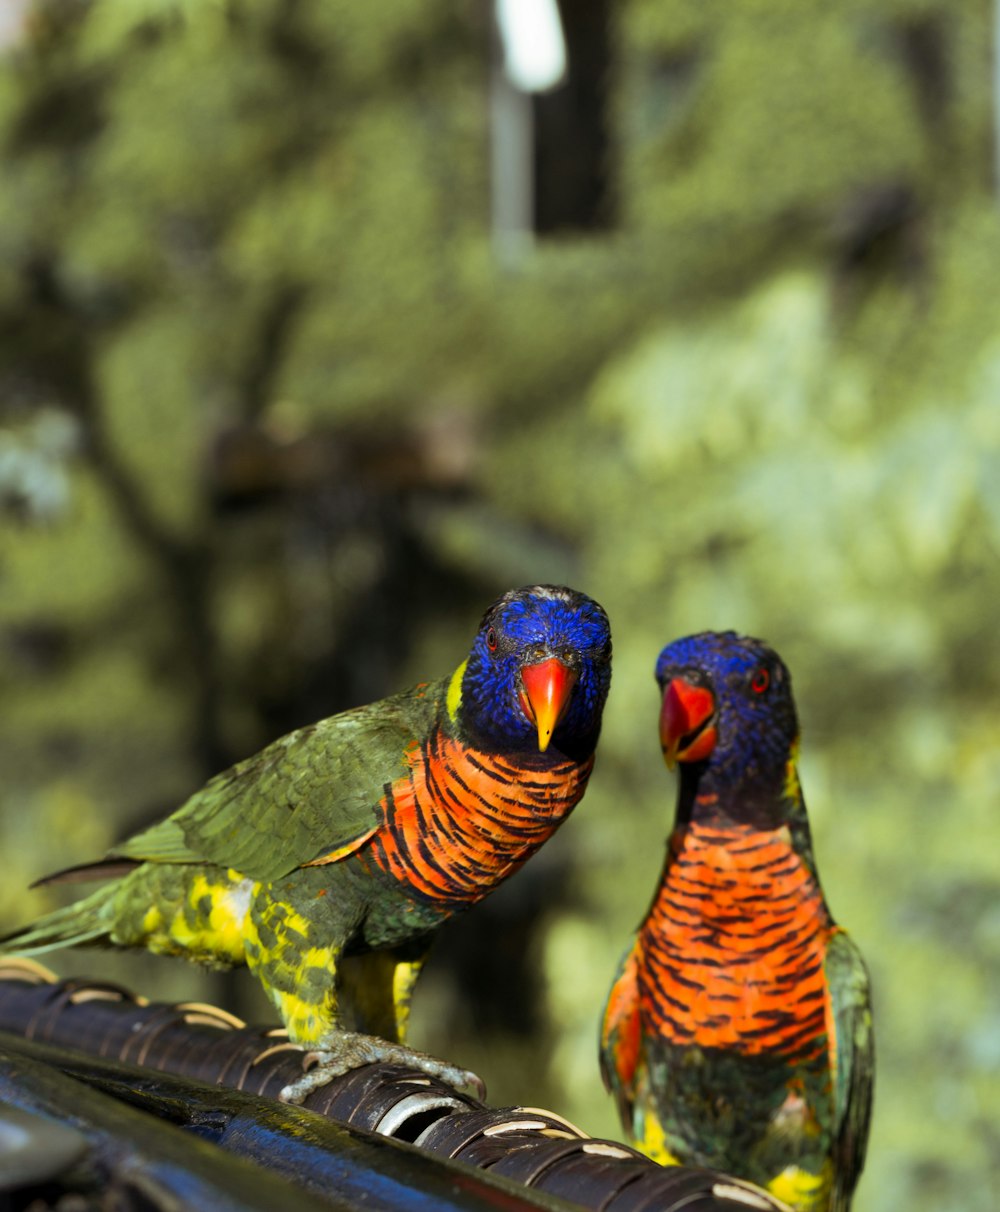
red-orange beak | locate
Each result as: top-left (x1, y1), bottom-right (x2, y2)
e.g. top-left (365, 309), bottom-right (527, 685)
top-left (660, 677), bottom-right (717, 770)
top-left (520, 657), bottom-right (578, 752)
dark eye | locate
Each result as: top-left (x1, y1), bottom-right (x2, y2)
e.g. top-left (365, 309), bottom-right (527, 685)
top-left (486, 627), bottom-right (498, 652)
top-left (751, 667), bottom-right (770, 694)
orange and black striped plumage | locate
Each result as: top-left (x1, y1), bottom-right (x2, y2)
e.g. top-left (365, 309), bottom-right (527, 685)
top-left (601, 632), bottom-right (873, 1212)
top-left (637, 821), bottom-right (833, 1060)
top-left (365, 730), bottom-right (594, 910)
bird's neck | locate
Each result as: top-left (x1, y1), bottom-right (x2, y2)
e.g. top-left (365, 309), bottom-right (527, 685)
top-left (676, 750), bottom-right (812, 842)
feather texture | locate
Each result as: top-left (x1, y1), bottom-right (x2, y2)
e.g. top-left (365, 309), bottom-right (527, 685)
top-left (601, 632), bottom-right (873, 1212)
top-left (3, 586), bottom-right (612, 1065)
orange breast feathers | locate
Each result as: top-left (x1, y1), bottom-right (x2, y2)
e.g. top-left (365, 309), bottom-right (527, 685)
top-left (365, 730), bottom-right (594, 908)
top-left (638, 822), bottom-right (835, 1060)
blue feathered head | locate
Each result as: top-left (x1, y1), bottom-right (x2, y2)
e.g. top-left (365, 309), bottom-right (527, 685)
top-left (460, 585), bottom-right (612, 761)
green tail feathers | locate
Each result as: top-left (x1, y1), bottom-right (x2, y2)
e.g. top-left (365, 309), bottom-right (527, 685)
top-left (0, 885), bottom-right (116, 956)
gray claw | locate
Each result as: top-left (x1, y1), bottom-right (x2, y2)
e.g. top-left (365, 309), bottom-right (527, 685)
top-left (277, 1030), bottom-right (486, 1104)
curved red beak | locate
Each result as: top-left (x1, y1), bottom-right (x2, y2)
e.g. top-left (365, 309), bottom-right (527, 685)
top-left (520, 658), bottom-right (578, 752)
top-left (660, 677), bottom-right (717, 770)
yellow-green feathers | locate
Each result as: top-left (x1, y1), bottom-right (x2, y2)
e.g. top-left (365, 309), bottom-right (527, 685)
top-left (445, 660), bottom-right (466, 723)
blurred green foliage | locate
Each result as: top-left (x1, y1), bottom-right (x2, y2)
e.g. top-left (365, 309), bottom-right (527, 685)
top-left (0, 2), bottom-right (997, 1209)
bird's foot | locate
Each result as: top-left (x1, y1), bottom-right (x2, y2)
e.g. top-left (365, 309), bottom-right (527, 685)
top-left (279, 1031), bottom-right (486, 1104)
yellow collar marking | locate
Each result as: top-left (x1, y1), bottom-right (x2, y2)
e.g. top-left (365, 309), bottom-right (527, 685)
top-left (446, 660), bottom-right (467, 722)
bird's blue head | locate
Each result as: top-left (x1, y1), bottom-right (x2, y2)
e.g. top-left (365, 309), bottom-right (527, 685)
top-left (654, 631), bottom-right (801, 825)
top-left (458, 585), bottom-right (612, 761)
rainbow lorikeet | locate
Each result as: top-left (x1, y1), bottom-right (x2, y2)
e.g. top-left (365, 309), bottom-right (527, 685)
top-left (2, 585), bottom-right (612, 1102)
top-left (600, 632), bottom-right (873, 1212)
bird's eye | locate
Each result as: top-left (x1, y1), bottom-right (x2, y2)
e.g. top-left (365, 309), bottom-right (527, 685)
top-left (751, 667), bottom-right (770, 694)
top-left (486, 627), bottom-right (498, 652)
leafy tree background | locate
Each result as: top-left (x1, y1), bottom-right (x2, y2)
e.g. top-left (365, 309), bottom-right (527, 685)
top-left (1, 2), bottom-right (998, 1209)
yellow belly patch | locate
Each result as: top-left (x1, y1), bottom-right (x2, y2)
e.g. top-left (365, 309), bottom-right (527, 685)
top-left (271, 986), bottom-right (327, 1043)
top-left (142, 869), bottom-right (251, 965)
top-left (242, 895), bottom-right (339, 1043)
top-left (767, 1160), bottom-right (832, 1211)
top-left (636, 1109), bottom-right (682, 1166)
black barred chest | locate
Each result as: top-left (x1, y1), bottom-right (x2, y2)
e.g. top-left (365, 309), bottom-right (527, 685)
top-left (366, 735), bottom-right (593, 909)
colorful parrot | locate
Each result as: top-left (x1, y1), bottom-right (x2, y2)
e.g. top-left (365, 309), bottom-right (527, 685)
top-left (2, 584), bottom-right (612, 1102)
top-left (600, 632), bottom-right (873, 1212)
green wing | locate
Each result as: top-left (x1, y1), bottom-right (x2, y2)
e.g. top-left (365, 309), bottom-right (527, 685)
top-left (111, 682), bottom-right (446, 883)
top-left (824, 927), bottom-right (875, 1212)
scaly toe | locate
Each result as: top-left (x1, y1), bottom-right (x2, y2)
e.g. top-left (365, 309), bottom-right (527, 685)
top-left (277, 1032), bottom-right (486, 1103)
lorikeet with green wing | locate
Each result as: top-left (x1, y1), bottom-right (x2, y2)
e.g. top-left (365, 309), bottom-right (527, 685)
top-left (600, 632), bottom-right (873, 1212)
top-left (2, 584), bottom-right (612, 1101)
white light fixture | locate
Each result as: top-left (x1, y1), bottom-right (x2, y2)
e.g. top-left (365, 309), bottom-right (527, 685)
top-left (495, 0), bottom-right (567, 94)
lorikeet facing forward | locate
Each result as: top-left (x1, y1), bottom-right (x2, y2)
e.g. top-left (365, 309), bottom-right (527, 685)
top-left (2, 584), bottom-right (612, 1101)
top-left (600, 633), bottom-right (873, 1212)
